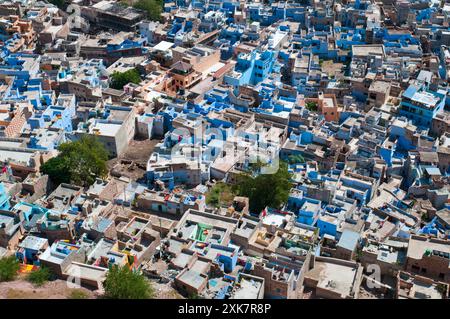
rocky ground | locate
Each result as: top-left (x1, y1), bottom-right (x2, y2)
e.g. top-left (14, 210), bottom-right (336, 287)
top-left (152, 281), bottom-right (184, 299)
top-left (0, 278), bottom-right (97, 299)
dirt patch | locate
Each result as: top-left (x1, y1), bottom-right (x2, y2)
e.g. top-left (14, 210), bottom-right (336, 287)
top-left (0, 279), bottom-right (97, 299)
top-left (321, 60), bottom-right (344, 77)
top-left (108, 138), bottom-right (161, 181)
top-left (358, 282), bottom-right (393, 299)
top-left (152, 281), bottom-right (184, 299)
top-left (109, 139), bottom-right (161, 166)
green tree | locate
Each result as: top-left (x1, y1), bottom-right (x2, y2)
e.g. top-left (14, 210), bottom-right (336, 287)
top-left (305, 101), bottom-right (318, 112)
top-left (40, 156), bottom-right (71, 185)
top-left (48, 0), bottom-right (65, 9)
top-left (355, 248), bottom-right (363, 262)
top-left (103, 265), bottom-right (155, 299)
top-left (27, 266), bottom-right (52, 286)
top-left (0, 256), bottom-right (20, 282)
top-left (206, 182), bottom-right (235, 208)
top-left (436, 283), bottom-right (448, 297)
top-left (288, 154), bottom-right (305, 164)
top-left (233, 161), bottom-right (293, 213)
top-left (133, 0), bottom-right (163, 22)
top-left (421, 212), bottom-right (431, 223)
top-left (110, 69), bottom-right (141, 90)
top-left (41, 136), bottom-right (108, 187)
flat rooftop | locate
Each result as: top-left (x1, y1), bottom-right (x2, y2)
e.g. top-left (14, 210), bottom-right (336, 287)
top-left (352, 45), bottom-right (384, 57)
top-left (153, 41), bottom-right (174, 52)
top-left (19, 235), bottom-right (48, 251)
top-left (262, 211), bottom-right (290, 228)
top-left (231, 276), bottom-right (263, 299)
top-left (0, 148), bottom-right (34, 165)
top-left (306, 261), bottom-right (358, 298)
top-left (406, 90), bottom-right (441, 108)
top-left (409, 280), bottom-right (444, 299)
top-left (0, 140), bottom-right (23, 148)
top-left (65, 262), bottom-right (107, 282)
top-left (407, 237), bottom-right (450, 260)
top-left (178, 269), bottom-right (207, 290)
top-left (89, 122), bottom-right (121, 137)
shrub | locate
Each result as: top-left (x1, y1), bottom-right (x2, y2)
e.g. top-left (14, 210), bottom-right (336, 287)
top-left (436, 283), bottom-right (448, 296)
top-left (68, 289), bottom-right (90, 299)
top-left (305, 101), bottom-right (318, 112)
top-left (206, 182), bottom-right (235, 208)
top-left (133, 0), bottom-right (163, 22)
top-left (0, 256), bottom-right (20, 282)
top-left (27, 266), bottom-right (52, 286)
top-left (110, 69), bottom-right (141, 90)
top-left (48, 0), bottom-right (65, 9)
top-left (103, 265), bottom-right (155, 299)
top-left (288, 154), bottom-right (306, 164)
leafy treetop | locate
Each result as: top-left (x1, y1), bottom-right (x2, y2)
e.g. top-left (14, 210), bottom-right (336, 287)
top-left (103, 265), bottom-right (155, 299)
top-left (233, 161), bottom-right (293, 214)
top-left (41, 136), bottom-right (108, 187)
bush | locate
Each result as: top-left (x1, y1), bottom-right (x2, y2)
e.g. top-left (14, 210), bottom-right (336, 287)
top-left (188, 292), bottom-right (201, 299)
top-left (110, 69), bottom-right (141, 90)
top-left (206, 182), bottom-right (235, 208)
top-left (103, 265), bottom-right (155, 299)
top-left (288, 154), bottom-right (305, 164)
top-left (27, 266), bottom-right (52, 286)
top-left (0, 256), bottom-right (20, 282)
top-left (421, 212), bottom-right (431, 222)
top-left (68, 289), bottom-right (90, 299)
top-left (305, 101), bottom-right (318, 112)
top-left (133, 0), bottom-right (163, 22)
top-left (436, 283), bottom-right (448, 297)
top-left (48, 0), bottom-right (65, 9)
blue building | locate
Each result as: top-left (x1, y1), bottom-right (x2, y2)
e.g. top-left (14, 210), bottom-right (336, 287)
top-left (297, 198), bottom-right (321, 226)
top-left (0, 53), bottom-right (40, 94)
top-left (0, 182), bottom-right (11, 211)
top-left (224, 50), bottom-right (276, 91)
top-left (16, 235), bottom-right (49, 265)
top-left (211, 244), bottom-right (239, 273)
top-left (317, 214), bottom-right (338, 237)
top-left (106, 37), bottom-right (146, 65)
top-left (399, 85), bottom-right (445, 128)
